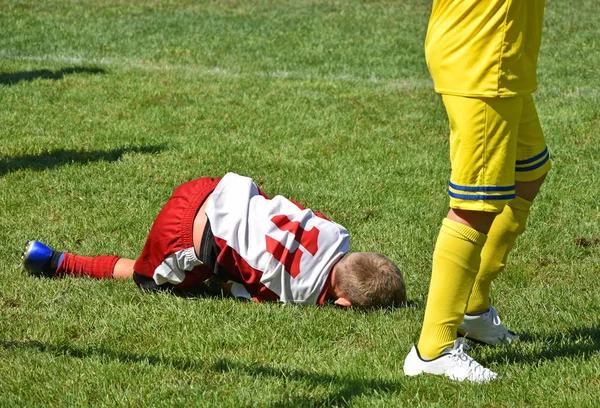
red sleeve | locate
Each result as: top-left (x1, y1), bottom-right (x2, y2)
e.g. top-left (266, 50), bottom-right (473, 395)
top-left (251, 285), bottom-right (280, 303)
top-left (317, 271), bottom-right (333, 306)
top-left (174, 266), bottom-right (213, 290)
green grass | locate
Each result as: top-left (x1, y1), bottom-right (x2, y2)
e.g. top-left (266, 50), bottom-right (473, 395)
top-left (1, 0), bottom-right (599, 406)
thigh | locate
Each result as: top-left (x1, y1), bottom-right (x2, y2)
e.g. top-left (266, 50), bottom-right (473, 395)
top-left (442, 94), bottom-right (522, 212)
top-left (134, 178), bottom-right (218, 288)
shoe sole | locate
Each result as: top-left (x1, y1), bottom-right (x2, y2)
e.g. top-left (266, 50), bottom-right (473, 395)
top-left (21, 240), bottom-right (36, 270)
top-left (457, 329), bottom-right (519, 346)
top-left (403, 366), bottom-right (424, 376)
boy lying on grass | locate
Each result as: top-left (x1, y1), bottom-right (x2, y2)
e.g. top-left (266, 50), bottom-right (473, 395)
top-left (23, 172), bottom-right (406, 308)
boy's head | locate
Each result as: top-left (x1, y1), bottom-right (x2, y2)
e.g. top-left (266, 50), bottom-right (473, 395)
top-left (330, 252), bottom-right (406, 308)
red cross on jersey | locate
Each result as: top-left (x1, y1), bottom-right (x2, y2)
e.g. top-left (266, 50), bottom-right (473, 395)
top-left (206, 173), bottom-right (350, 304)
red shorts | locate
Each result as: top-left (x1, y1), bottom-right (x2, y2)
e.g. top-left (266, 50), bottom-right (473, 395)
top-left (133, 177), bottom-right (222, 291)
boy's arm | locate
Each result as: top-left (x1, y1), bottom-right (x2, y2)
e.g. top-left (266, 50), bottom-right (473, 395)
top-left (287, 198), bottom-right (330, 221)
top-left (256, 181), bottom-right (330, 221)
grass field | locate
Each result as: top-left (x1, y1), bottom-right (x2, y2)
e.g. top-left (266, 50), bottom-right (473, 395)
top-left (1, 0), bottom-right (599, 406)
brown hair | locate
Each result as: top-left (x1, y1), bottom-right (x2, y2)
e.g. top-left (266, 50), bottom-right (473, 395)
top-left (333, 252), bottom-right (406, 308)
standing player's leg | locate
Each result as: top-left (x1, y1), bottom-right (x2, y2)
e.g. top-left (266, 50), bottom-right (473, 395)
top-left (462, 95), bottom-right (551, 342)
top-left (404, 95), bottom-right (522, 382)
top-left (22, 240), bottom-right (127, 279)
top-left (462, 178), bottom-right (546, 316)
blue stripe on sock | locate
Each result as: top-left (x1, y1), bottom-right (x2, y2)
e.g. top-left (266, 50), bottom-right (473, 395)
top-left (58, 253), bottom-right (65, 268)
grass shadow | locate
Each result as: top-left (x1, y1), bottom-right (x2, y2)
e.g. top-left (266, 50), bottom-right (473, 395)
top-left (215, 359), bottom-right (402, 407)
top-left (477, 324), bottom-right (600, 366)
top-left (0, 145), bottom-right (167, 177)
top-left (0, 67), bottom-right (106, 86)
top-left (0, 339), bottom-right (403, 406)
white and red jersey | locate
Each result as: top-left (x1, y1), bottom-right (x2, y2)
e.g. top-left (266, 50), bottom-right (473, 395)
top-left (206, 173), bottom-right (350, 305)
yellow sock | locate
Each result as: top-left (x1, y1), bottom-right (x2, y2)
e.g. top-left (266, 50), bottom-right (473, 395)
top-left (417, 218), bottom-right (487, 359)
top-left (466, 196), bottom-right (533, 314)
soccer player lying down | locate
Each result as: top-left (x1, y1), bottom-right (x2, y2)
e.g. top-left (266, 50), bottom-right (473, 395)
top-left (22, 172), bottom-right (406, 308)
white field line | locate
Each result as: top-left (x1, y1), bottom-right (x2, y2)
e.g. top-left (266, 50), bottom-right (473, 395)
top-left (0, 50), bottom-right (432, 90)
top-left (3, 51), bottom-right (598, 97)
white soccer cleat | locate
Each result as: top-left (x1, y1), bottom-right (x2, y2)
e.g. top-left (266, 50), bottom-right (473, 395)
top-left (458, 305), bottom-right (519, 346)
top-left (403, 339), bottom-right (499, 383)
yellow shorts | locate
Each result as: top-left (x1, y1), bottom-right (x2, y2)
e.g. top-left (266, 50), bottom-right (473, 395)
top-left (442, 94), bottom-right (551, 212)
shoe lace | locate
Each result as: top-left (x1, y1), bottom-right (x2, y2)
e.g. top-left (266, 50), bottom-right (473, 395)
top-left (488, 307), bottom-right (502, 326)
top-left (448, 340), bottom-right (496, 381)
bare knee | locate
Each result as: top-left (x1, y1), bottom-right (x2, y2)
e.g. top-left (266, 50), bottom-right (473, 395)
top-left (515, 174), bottom-right (547, 202)
top-left (448, 208), bottom-right (498, 234)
